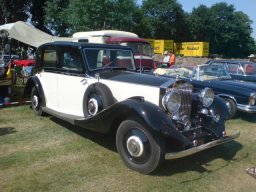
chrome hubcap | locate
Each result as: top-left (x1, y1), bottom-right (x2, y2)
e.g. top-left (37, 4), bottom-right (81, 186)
top-left (126, 136), bottom-right (144, 157)
top-left (225, 101), bottom-right (231, 113)
top-left (88, 98), bottom-right (99, 115)
top-left (32, 95), bottom-right (39, 108)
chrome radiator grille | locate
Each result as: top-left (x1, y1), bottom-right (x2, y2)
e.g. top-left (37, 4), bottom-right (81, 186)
top-left (178, 84), bottom-right (193, 119)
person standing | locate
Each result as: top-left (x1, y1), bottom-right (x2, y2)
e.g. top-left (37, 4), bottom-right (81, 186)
top-left (248, 54), bottom-right (256, 62)
top-left (169, 51), bottom-right (176, 67)
top-left (163, 50), bottom-right (170, 63)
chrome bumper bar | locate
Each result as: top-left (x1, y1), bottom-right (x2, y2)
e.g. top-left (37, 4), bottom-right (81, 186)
top-left (165, 132), bottom-right (240, 160)
top-left (237, 104), bottom-right (256, 113)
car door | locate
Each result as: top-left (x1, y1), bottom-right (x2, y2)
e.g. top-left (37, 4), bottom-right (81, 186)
top-left (57, 46), bottom-right (89, 117)
top-left (39, 46), bottom-right (59, 111)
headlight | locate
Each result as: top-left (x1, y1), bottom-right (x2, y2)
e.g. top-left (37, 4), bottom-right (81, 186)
top-left (249, 92), bottom-right (256, 106)
top-left (199, 88), bottom-right (214, 107)
top-left (162, 90), bottom-right (181, 114)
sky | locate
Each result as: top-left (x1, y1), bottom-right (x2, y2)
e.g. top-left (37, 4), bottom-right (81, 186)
top-left (137, 0), bottom-right (256, 40)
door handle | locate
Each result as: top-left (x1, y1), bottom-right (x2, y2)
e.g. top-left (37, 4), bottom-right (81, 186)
top-left (80, 79), bottom-right (88, 84)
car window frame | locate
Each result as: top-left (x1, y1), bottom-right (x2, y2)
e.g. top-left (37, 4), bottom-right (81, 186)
top-left (39, 45), bottom-right (85, 75)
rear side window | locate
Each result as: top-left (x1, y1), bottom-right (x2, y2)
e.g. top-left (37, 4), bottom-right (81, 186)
top-left (226, 63), bottom-right (243, 75)
top-left (40, 45), bottom-right (83, 73)
top-left (43, 47), bottom-right (58, 69)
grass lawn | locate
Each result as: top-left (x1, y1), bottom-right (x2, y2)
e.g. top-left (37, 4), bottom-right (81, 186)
top-left (1, 105), bottom-right (256, 192)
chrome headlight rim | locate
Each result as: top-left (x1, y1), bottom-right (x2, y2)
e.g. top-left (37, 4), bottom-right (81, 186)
top-left (249, 92), bottom-right (256, 106)
top-left (162, 90), bottom-right (181, 114)
top-left (199, 87), bottom-right (214, 107)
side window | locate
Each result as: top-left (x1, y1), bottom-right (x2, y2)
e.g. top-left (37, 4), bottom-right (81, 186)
top-left (226, 63), bottom-right (241, 74)
top-left (84, 48), bottom-right (135, 70)
top-left (43, 47), bottom-right (57, 69)
top-left (61, 46), bottom-right (83, 72)
top-left (84, 49), bottom-right (104, 70)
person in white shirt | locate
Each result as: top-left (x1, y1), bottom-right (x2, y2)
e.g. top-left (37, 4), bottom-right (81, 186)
top-left (163, 50), bottom-right (170, 63)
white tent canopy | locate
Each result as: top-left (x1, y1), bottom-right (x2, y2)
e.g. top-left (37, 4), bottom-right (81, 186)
top-left (0, 21), bottom-right (75, 48)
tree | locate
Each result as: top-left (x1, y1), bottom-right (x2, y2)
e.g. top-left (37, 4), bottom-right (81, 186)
top-left (209, 2), bottom-right (254, 57)
top-left (44, 0), bottom-right (138, 36)
top-left (141, 0), bottom-right (189, 41)
top-left (28, 0), bottom-right (52, 34)
top-left (187, 5), bottom-right (212, 42)
top-left (0, 0), bottom-right (29, 24)
top-left (188, 2), bottom-right (255, 57)
top-left (44, 0), bottom-right (70, 36)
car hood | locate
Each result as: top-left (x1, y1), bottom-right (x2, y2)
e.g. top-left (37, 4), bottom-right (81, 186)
top-left (98, 70), bottom-right (176, 87)
top-left (210, 79), bottom-right (256, 91)
top-left (192, 78), bottom-right (256, 95)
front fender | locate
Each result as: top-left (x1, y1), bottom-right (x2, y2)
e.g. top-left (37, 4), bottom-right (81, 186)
top-left (75, 97), bottom-right (192, 146)
top-left (210, 95), bottom-right (229, 120)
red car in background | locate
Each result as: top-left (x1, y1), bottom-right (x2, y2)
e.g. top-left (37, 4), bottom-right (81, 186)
top-left (13, 59), bottom-right (35, 76)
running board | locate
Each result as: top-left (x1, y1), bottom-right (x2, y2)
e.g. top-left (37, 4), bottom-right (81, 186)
top-left (42, 107), bottom-right (85, 125)
top-left (165, 132), bottom-right (240, 160)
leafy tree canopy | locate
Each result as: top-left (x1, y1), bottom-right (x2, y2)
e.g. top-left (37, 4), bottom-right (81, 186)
top-left (0, 0), bottom-right (255, 57)
top-left (188, 2), bottom-right (255, 57)
top-left (141, 0), bottom-right (189, 41)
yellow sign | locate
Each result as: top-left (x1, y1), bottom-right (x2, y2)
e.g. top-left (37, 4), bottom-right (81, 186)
top-left (145, 39), bottom-right (155, 49)
top-left (174, 42), bottom-right (209, 57)
top-left (154, 40), bottom-right (174, 55)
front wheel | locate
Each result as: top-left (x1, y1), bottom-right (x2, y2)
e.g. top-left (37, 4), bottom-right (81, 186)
top-left (223, 98), bottom-right (237, 119)
top-left (31, 87), bottom-right (43, 116)
top-left (116, 120), bottom-right (165, 174)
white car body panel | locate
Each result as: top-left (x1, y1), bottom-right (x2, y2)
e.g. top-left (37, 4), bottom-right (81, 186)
top-left (57, 74), bottom-right (90, 116)
top-left (39, 71), bottom-right (160, 116)
top-left (99, 79), bottom-right (160, 105)
top-left (37, 72), bottom-right (58, 111)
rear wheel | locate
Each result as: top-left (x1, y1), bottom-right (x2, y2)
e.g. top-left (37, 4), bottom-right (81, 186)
top-left (116, 120), bottom-right (165, 174)
top-left (31, 87), bottom-right (43, 116)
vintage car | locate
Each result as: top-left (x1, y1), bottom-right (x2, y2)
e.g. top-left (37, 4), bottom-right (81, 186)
top-left (206, 60), bottom-right (256, 82)
top-left (24, 42), bottom-right (239, 174)
top-left (154, 63), bottom-right (256, 118)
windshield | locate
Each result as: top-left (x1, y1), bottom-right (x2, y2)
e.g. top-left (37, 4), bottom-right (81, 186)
top-left (192, 64), bottom-right (232, 81)
top-left (120, 42), bottom-right (153, 56)
top-left (84, 48), bottom-right (136, 71)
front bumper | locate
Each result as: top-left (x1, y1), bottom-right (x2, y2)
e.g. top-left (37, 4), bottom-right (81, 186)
top-left (165, 132), bottom-right (240, 160)
top-left (237, 104), bottom-right (256, 113)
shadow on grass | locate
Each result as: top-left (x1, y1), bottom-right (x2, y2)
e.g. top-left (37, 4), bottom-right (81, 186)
top-left (49, 116), bottom-right (243, 177)
top-left (50, 117), bottom-right (117, 152)
top-left (156, 140), bottom-right (244, 177)
top-left (0, 127), bottom-right (16, 136)
top-left (233, 111), bottom-right (256, 123)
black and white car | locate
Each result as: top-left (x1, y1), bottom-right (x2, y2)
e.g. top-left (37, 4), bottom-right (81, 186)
top-left (24, 41), bottom-right (239, 174)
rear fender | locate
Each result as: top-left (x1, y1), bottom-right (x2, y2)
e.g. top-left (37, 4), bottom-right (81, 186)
top-left (23, 76), bottom-right (45, 106)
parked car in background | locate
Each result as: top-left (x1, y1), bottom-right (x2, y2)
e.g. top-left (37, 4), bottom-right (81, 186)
top-left (207, 60), bottom-right (256, 82)
top-left (23, 41), bottom-right (239, 174)
top-left (154, 63), bottom-right (256, 118)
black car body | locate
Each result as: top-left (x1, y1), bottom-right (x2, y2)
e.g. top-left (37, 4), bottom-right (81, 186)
top-left (207, 59), bottom-right (256, 82)
top-left (24, 42), bottom-right (239, 174)
top-left (154, 63), bottom-right (256, 118)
